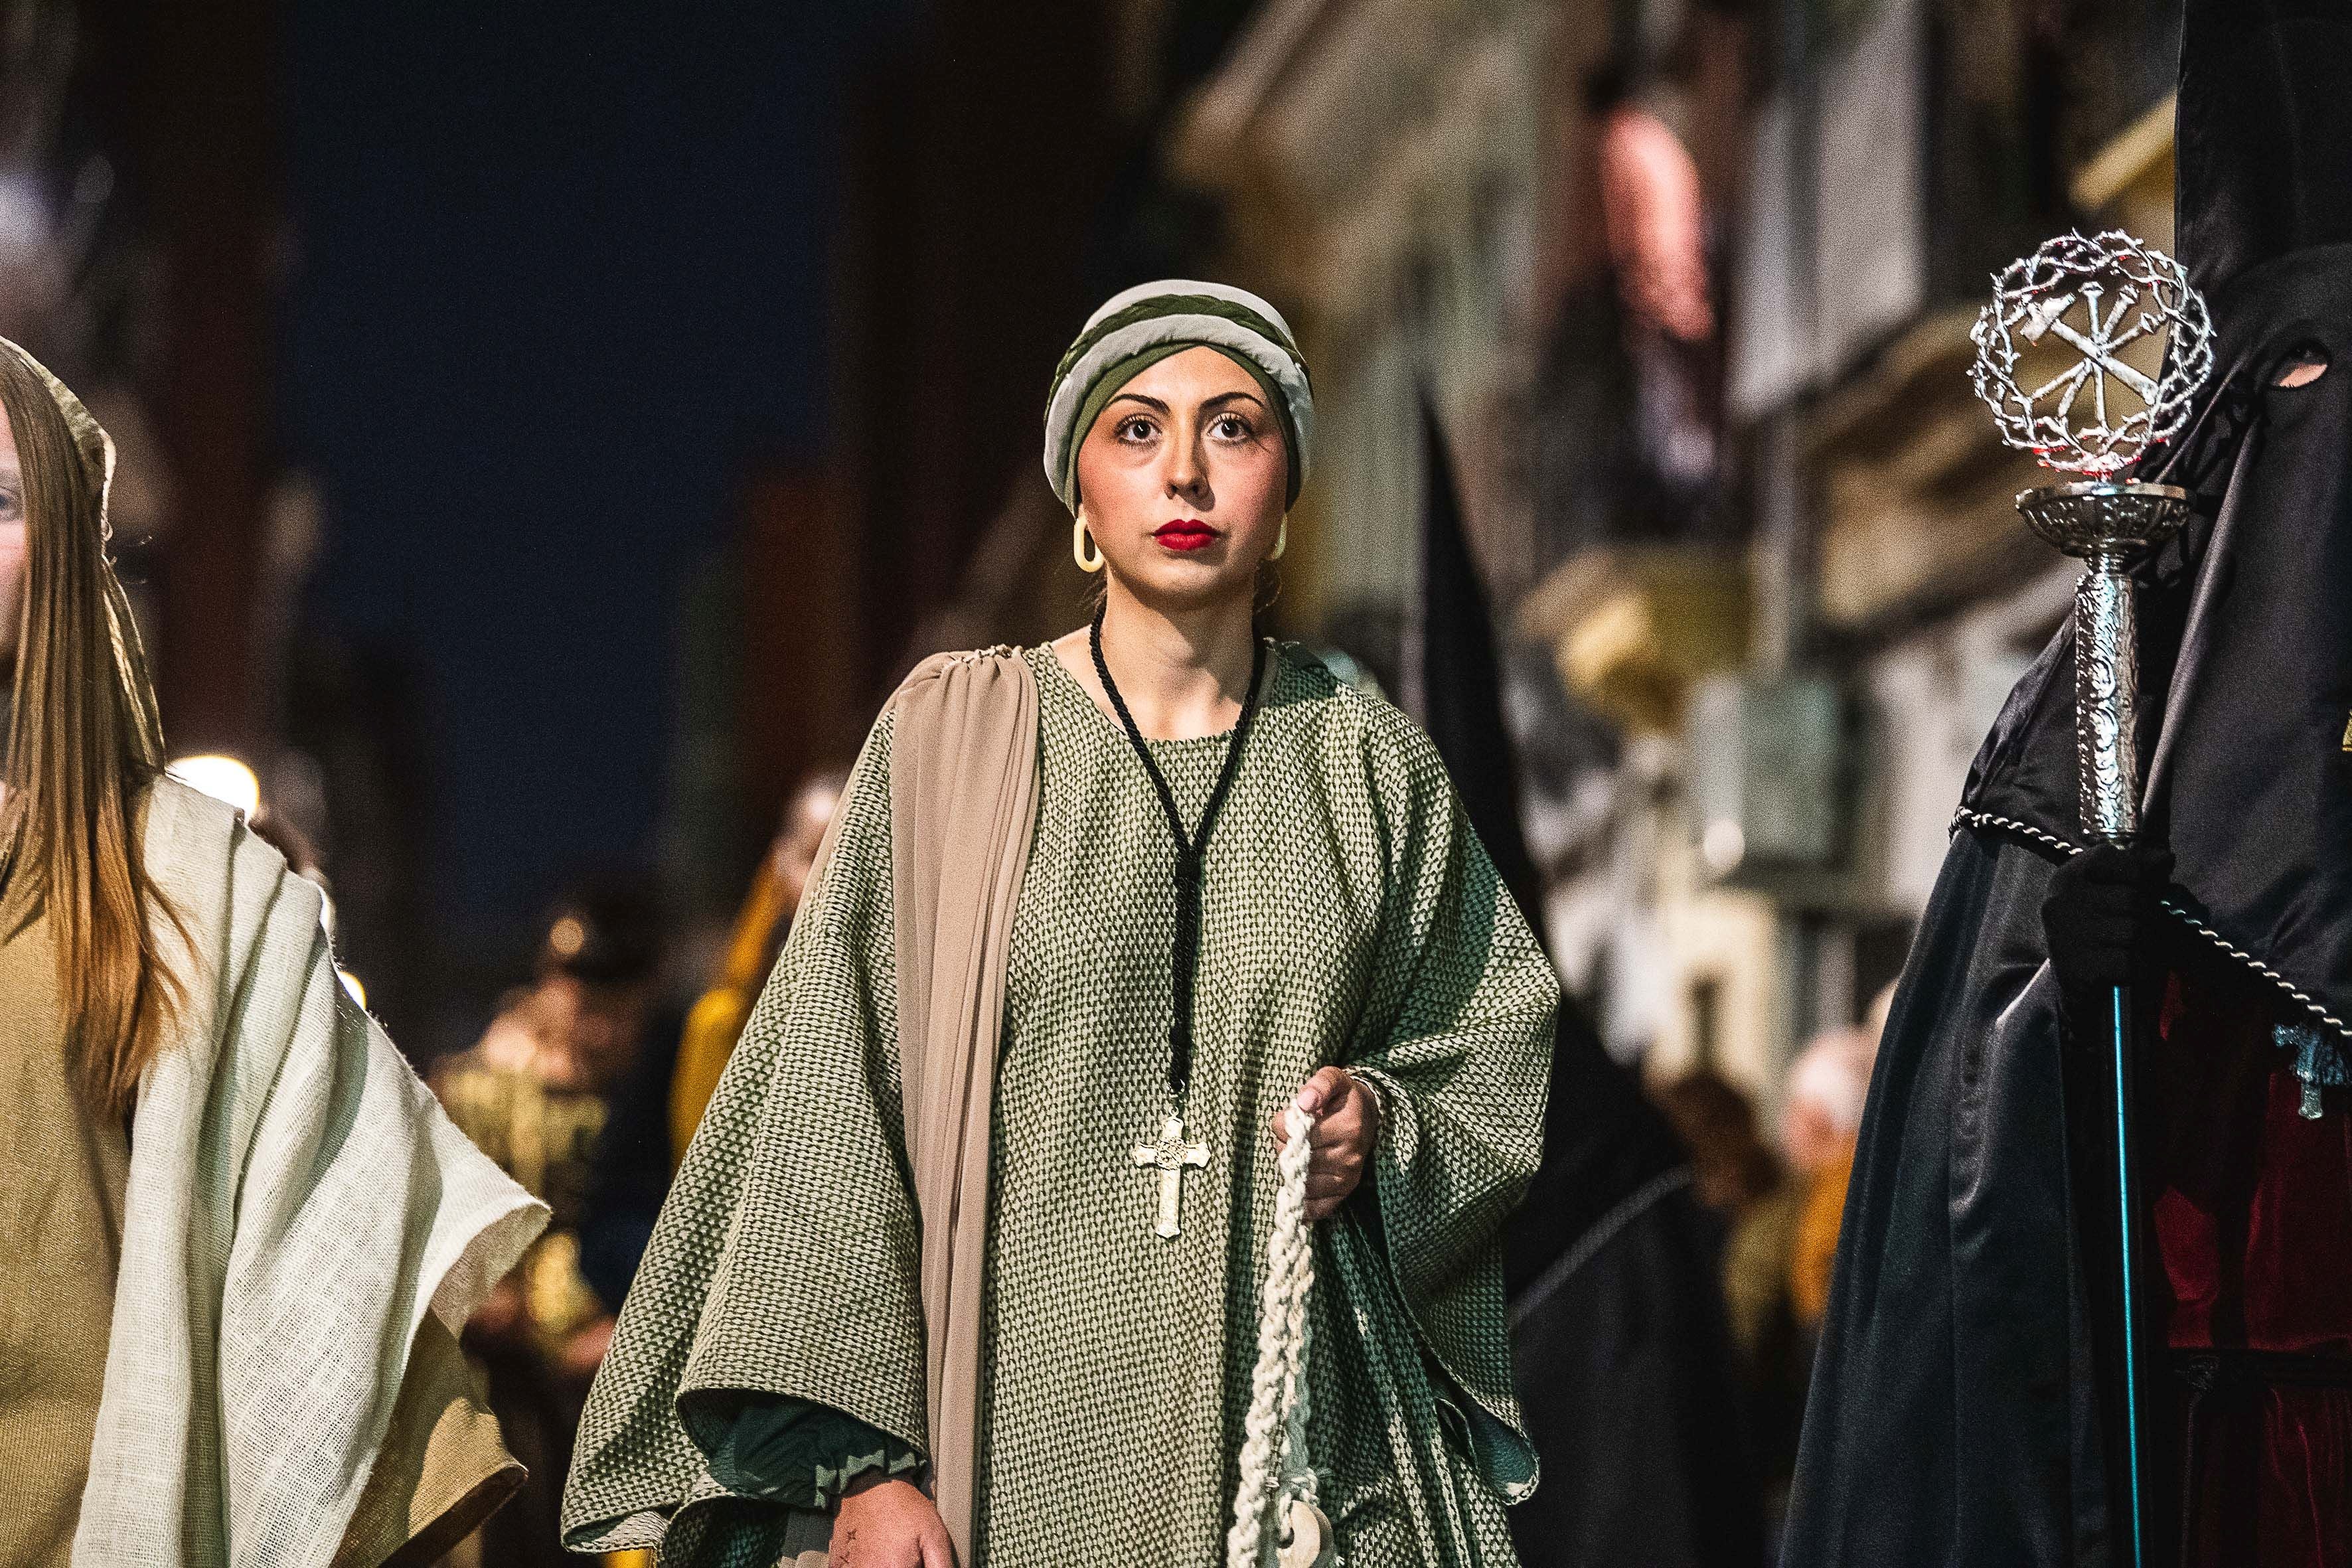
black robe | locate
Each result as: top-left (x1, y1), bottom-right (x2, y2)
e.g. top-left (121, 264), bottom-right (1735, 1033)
top-left (1506, 1006), bottom-right (1766, 1568)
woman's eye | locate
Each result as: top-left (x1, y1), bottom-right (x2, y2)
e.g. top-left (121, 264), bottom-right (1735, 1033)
top-left (1117, 416), bottom-right (1156, 443)
top-left (0, 489), bottom-right (22, 524)
top-left (1211, 414), bottom-right (1253, 440)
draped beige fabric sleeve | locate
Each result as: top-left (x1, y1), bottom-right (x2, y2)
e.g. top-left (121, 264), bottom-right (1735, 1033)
top-left (884, 649), bottom-right (1040, 1561)
top-left (331, 1314), bottom-right (524, 1568)
top-left (560, 648), bottom-right (1039, 1567)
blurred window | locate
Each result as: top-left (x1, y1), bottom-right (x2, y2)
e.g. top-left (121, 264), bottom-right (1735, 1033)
top-left (1597, 105), bottom-right (1715, 343)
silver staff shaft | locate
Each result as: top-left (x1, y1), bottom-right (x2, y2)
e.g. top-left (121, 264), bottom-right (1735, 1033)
top-left (2018, 480), bottom-right (2188, 1568)
top-left (2075, 548), bottom-right (2151, 1568)
top-left (2019, 481), bottom-right (2192, 845)
top-left (1974, 224), bottom-right (2210, 1568)
top-left (2074, 549), bottom-right (2142, 845)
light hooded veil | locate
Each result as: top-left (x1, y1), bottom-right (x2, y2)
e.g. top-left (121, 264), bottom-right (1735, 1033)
top-left (0, 337), bottom-right (552, 1566)
top-left (0, 337), bottom-right (166, 770)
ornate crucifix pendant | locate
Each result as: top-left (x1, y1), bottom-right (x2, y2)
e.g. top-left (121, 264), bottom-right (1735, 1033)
top-left (1131, 1110), bottom-right (1210, 1240)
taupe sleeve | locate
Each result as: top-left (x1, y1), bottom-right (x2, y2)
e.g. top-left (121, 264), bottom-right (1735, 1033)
top-left (331, 1314), bottom-right (524, 1568)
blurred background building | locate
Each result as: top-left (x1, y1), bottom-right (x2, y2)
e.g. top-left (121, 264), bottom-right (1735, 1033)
top-left (1141, 0), bottom-right (2183, 1114)
top-left (0, 0), bottom-right (2191, 1131)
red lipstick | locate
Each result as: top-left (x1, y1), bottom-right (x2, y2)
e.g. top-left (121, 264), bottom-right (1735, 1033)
top-left (1153, 518), bottom-right (1219, 552)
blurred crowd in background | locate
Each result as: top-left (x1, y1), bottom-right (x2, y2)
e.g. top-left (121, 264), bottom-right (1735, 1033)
top-left (0, 0), bottom-right (2193, 1561)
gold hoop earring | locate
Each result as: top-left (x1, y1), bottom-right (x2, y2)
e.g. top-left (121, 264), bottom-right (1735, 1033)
top-left (1073, 510), bottom-right (1105, 574)
top-left (1268, 514), bottom-right (1289, 562)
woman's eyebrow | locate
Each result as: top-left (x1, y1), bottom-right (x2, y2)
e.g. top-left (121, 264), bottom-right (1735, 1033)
top-left (1109, 392), bottom-right (1171, 414)
top-left (1202, 390), bottom-right (1268, 411)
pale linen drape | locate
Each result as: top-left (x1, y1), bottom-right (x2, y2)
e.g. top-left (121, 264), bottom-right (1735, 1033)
top-left (74, 778), bottom-right (546, 1567)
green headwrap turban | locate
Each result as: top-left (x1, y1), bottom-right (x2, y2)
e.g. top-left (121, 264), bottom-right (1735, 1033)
top-left (1042, 279), bottom-right (1314, 513)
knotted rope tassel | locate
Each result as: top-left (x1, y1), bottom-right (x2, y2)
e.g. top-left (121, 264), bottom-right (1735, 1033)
top-left (1227, 1105), bottom-right (1330, 1568)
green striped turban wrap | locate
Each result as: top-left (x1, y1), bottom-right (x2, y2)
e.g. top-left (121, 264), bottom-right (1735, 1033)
top-left (1043, 279), bottom-right (1314, 513)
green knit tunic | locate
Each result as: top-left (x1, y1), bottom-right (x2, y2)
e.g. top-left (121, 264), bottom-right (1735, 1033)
top-left (562, 643), bottom-right (1559, 1567)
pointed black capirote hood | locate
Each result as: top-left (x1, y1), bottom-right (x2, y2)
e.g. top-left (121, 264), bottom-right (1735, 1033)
top-left (1409, 394), bottom-right (1545, 933)
top-left (1407, 392), bottom-right (1691, 1285)
top-left (2176, 0), bottom-right (2352, 301)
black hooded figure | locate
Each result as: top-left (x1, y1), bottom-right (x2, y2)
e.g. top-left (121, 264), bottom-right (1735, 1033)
top-left (1407, 398), bottom-right (1765, 1568)
top-left (1782, 5), bottom-right (2352, 1565)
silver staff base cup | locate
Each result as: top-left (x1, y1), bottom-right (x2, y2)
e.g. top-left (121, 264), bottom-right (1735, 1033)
top-left (2016, 481), bottom-right (2193, 845)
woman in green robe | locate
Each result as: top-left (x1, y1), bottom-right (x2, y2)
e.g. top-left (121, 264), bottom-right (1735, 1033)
top-left (564, 281), bottom-right (1559, 1568)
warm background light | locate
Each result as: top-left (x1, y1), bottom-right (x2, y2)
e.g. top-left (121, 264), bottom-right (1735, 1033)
top-left (166, 754), bottom-right (262, 817)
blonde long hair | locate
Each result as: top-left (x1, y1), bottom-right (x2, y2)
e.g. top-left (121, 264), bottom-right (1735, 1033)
top-left (0, 341), bottom-right (183, 1117)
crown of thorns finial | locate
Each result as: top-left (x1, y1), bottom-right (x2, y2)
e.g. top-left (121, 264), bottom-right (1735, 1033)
top-left (1970, 230), bottom-right (2214, 477)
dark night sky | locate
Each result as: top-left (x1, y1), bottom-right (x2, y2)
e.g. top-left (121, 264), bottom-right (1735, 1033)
top-left (282, 3), bottom-right (907, 942)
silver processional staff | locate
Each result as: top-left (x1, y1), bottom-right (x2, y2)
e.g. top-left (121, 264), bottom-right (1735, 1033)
top-left (1970, 227), bottom-right (2215, 1568)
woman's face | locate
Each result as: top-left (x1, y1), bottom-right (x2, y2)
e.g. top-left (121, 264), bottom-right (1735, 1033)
top-left (0, 402), bottom-right (24, 677)
top-left (1072, 345), bottom-right (1288, 610)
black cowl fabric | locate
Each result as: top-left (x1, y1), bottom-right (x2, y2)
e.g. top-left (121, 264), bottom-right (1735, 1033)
top-left (2176, 0), bottom-right (2352, 303)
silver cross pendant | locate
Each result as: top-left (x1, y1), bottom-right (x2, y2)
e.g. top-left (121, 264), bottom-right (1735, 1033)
top-left (1131, 1110), bottom-right (1210, 1239)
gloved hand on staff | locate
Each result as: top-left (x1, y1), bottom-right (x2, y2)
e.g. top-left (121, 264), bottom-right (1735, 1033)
top-left (2041, 840), bottom-right (2175, 1018)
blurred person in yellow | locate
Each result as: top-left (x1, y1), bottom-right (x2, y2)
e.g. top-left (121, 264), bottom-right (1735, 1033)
top-left (1778, 1015), bottom-right (1883, 1331)
top-left (433, 878), bottom-right (663, 1567)
top-left (0, 333), bottom-right (546, 1566)
top-left (666, 767), bottom-right (847, 1164)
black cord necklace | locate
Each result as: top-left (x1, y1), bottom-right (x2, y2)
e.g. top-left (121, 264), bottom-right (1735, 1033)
top-left (1091, 600), bottom-right (1268, 1239)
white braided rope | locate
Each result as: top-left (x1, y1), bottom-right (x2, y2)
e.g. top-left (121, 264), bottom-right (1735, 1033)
top-left (1227, 1105), bottom-right (1322, 1568)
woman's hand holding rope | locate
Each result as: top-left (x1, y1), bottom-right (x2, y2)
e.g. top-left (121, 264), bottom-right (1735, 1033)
top-left (1268, 1066), bottom-right (1381, 1221)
